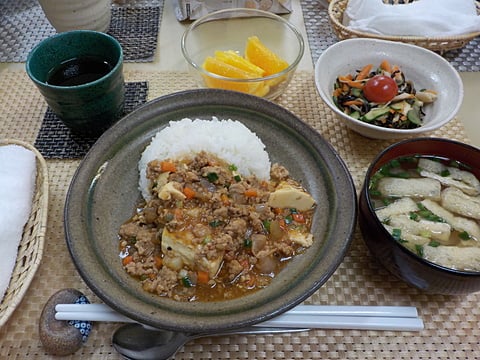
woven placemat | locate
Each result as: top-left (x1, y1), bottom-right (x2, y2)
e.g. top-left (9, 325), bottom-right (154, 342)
top-left (0, 0), bottom-right (162, 63)
top-left (0, 69), bottom-right (480, 359)
top-left (34, 82), bottom-right (148, 159)
top-left (301, 1), bottom-right (480, 72)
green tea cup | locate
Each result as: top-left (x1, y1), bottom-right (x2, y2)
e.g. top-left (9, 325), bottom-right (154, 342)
top-left (26, 30), bottom-right (124, 136)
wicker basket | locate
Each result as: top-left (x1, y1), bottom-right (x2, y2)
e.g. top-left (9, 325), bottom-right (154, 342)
top-left (0, 139), bottom-right (48, 328)
top-left (328, 0), bottom-right (480, 52)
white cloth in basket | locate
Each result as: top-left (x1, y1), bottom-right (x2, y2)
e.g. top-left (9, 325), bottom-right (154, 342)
top-left (0, 145), bottom-right (36, 303)
top-left (343, 0), bottom-right (480, 37)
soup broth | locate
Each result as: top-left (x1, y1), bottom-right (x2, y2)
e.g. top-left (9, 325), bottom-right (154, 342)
top-left (369, 155), bottom-right (480, 272)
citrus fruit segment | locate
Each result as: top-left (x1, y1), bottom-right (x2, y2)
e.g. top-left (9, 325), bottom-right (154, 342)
top-left (245, 36), bottom-right (289, 76)
top-left (214, 50), bottom-right (265, 77)
top-left (202, 56), bottom-right (265, 94)
top-left (202, 56), bottom-right (258, 79)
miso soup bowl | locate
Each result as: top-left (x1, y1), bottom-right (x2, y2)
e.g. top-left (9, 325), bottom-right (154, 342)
top-left (359, 137), bottom-right (480, 295)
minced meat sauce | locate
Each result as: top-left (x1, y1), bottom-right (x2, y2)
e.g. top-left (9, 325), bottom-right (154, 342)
top-left (118, 151), bottom-right (315, 302)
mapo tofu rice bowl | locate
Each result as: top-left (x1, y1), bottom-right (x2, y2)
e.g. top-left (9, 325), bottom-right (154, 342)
top-left (118, 118), bottom-right (317, 302)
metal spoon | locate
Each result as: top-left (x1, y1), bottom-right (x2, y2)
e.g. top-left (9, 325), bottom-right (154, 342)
top-left (112, 323), bottom-right (310, 360)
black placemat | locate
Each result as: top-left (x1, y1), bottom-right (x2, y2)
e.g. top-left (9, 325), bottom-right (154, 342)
top-left (0, 0), bottom-right (163, 62)
top-left (34, 82), bottom-right (148, 159)
top-left (109, 6), bottom-right (161, 62)
top-left (301, 1), bottom-right (480, 72)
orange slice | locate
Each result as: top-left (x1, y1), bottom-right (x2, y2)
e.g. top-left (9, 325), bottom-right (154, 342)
top-left (245, 36), bottom-right (289, 76)
top-left (201, 56), bottom-right (266, 94)
top-left (214, 50), bottom-right (265, 77)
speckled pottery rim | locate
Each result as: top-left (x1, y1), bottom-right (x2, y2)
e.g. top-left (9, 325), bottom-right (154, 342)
top-left (64, 89), bottom-right (357, 332)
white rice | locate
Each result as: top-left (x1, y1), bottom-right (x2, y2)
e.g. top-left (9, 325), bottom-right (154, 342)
top-left (138, 117), bottom-right (271, 200)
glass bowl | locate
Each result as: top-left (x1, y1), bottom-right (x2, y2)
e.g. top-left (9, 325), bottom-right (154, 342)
top-left (181, 8), bottom-right (304, 100)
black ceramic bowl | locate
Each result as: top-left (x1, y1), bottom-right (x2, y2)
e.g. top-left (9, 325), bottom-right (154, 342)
top-left (359, 137), bottom-right (480, 295)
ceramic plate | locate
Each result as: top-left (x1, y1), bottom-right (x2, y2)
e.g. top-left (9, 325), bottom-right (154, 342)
top-left (65, 89), bottom-right (357, 332)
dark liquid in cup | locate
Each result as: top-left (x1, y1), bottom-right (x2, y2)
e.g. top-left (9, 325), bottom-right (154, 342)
top-left (46, 56), bottom-right (113, 86)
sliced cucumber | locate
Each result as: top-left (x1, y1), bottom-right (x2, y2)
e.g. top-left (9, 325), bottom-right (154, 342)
top-left (362, 107), bottom-right (391, 122)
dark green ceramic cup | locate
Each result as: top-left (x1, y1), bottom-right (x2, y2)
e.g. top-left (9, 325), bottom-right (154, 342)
top-left (26, 30), bottom-right (124, 136)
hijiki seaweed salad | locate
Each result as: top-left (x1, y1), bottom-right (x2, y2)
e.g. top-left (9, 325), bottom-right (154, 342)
top-left (333, 60), bottom-right (438, 129)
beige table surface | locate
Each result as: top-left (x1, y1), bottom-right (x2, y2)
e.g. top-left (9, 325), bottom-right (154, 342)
top-left (1, 1), bottom-right (480, 359)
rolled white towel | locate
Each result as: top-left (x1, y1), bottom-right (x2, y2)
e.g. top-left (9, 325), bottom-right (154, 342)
top-left (0, 145), bottom-right (36, 303)
top-left (343, 0), bottom-right (480, 37)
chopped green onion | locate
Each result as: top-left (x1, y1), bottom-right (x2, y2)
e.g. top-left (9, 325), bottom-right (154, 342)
top-left (440, 169), bottom-right (451, 177)
top-left (263, 220), bottom-right (271, 232)
top-left (285, 215), bottom-right (293, 225)
top-left (182, 276), bottom-right (193, 288)
top-left (415, 244), bottom-right (424, 258)
top-left (206, 172), bottom-right (219, 182)
top-left (428, 240), bottom-right (440, 247)
top-left (416, 203), bottom-right (445, 222)
top-left (234, 174), bottom-right (241, 182)
top-left (209, 219), bottom-right (223, 227)
top-left (409, 212), bottom-right (419, 221)
top-left (228, 164), bottom-right (238, 171)
top-left (392, 228), bottom-right (402, 241)
top-left (244, 238), bottom-right (252, 248)
top-left (459, 231), bottom-right (471, 240)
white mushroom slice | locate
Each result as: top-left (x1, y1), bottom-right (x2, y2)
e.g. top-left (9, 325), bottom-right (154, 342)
top-left (375, 197), bottom-right (418, 222)
top-left (423, 245), bottom-right (480, 271)
top-left (288, 229), bottom-right (313, 247)
top-left (421, 199), bottom-right (480, 241)
top-left (158, 181), bottom-right (186, 201)
top-left (391, 93), bottom-right (415, 102)
top-left (415, 90), bottom-right (438, 103)
top-left (268, 181), bottom-right (315, 211)
top-left (377, 177), bottom-right (441, 200)
top-left (161, 228), bottom-right (223, 278)
top-left (441, 187), bottom-right (480, 220)
top-left (388, 214), bottom-right (451, 243)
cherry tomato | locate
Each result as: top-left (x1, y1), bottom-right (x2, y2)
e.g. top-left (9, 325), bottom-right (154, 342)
top-left (363, 75), bottom-right (398, 103)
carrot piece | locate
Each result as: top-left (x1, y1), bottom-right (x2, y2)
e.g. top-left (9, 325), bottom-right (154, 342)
top-left (183, 186), bottom-right (196, 199)
top-left (346, 80), bottom-right (364, 89)
top-left (244, 189), bottom-right (258, 197)
top-left (356, 64), bottom-right (373, 80)
top-left (122, 255), bottom-right (133, 266)
top-left (174, 208), bottom-right (183, 220)
top-left (338, 75), bottom-right (353, 83)
top-left (246, 273), bottom-right (256, 287)
top-left (380, 59), bottom-right (392, 73)
top-left (343, 99), bottom-right (364, 106)
top-left (333, 87), bottom-right (343, 97)
top-left (240, 259), bottom-right (250, 270)
top-left (221, 193), bottom-right (230, 205)
top-left (292, 213), bottom-right (306, 223)
top-left (154, 256), bottom-right (163, 269)
top-left (197, 271), bottom-right (210, 284)
top-left (160, 161), bottom-right (176, 172)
